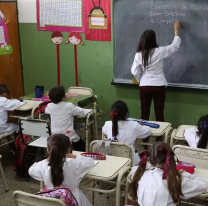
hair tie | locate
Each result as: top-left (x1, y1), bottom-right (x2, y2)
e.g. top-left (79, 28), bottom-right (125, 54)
top-left (204, 125), bottom-right (208, 128)
top-left (69, 138), bottom-right (72, 146)
top-left (110, 111), bottom-right (121, 119)
top-left (158, 147), bottom-right (175, 179)
top-left (139, 151), bottom-right (150, 166)
top-left (53, 141), bottom-right (58, 146)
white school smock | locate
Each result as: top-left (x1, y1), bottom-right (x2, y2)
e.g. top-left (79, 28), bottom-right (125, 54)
top-left (0, 97), bottom-right (25, 134)
top-left (131, 166), bottom-right (208, 206)
top-left (184, 127), bottom-right (208, 149)
top-left (131, 36), bottom-right (181, 86)
top-left (29, 155), bottom-right (95, 206)
top-left (45, 102), bottom-right (87, 142)
top-left (102, 121), bottom-right (151, 165)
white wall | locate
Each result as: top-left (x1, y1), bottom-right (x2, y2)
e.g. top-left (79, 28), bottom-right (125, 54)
top-left (17, 0), bottom-right (37, 23)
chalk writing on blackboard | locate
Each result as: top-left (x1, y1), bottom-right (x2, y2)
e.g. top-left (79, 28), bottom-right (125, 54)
top-left (149, 2), bottom-right (208, 24)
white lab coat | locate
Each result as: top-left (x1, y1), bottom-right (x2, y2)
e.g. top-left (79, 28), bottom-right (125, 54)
top-left (131, 166), bottom-right (208, 206)
top-left (29, 155), bottom-right (95, 206)
top-left (45, 102), bottom-right (87, 142)
top-left (131, 36), bottom-right (181, 86)
top-left (0, 97), bottom-right (25, 134)
top-left (184, 127), bottom-right (208, 149)
top-left (102, 121), bottom-right (151, 165)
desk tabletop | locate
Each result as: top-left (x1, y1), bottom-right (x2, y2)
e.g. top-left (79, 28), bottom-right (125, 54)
top-left (21, 92), bottom-right (93, 104)
top-left (16, 100), bottom-right (43, 111)
top-left (175, 125), bottom-right (196, 138)
top-left (150, 121), bottom-right (171, 136)
top-left (73, 151), bottom-right (131, 180)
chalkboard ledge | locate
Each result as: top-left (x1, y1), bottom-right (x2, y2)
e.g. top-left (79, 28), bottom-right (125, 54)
top-left (111, 80), bottom-right (208, 92)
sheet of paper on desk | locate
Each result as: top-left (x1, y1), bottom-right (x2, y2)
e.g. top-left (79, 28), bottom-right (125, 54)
top-left (77, 109), bottom-right (92, 118)
top-left (94, 161), bottom-right (99, 166)
top-left (18, 102), bottom-right (27, 108)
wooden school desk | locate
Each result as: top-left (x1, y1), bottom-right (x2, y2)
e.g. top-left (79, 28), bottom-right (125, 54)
top-left (18, 92), bottom-right (99, 151)
top-left (40, 151), bottom-right (131, 206)
top-left (9, 100), bottom-right (43, 119)
top-left (150, 121), bottom-right (172, 143)
top-left (170, 125), bottom-right (195, 147)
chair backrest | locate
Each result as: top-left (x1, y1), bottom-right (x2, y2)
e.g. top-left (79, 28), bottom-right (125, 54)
top-left (19, 119), bottom-right (51, 137)
top-left (90, 140), bottom-right (133, 166)
top-left (67, 87), bottom-right (93, 96)
top-left (13, 191), bottom-right (65, 206)
top-left (173, 145), bottom-right (208, 169)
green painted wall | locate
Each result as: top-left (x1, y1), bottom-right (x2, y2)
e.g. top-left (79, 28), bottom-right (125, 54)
top-left (19, 24), bottom-right (208, 128)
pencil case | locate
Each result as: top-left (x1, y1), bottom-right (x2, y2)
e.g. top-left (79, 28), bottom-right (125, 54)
top-left (81, 152), bottom-right (106, 160)
top-left (127, 118), bottom-right (160, 128)
top-left (176, 161), bottom-right (195, 174)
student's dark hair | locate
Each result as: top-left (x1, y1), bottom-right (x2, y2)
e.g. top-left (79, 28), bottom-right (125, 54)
top-left (130, 142), bottom-right (183, 204)
top-left (197, 115), bottom-right (208, 149)
top-left (0, 84), bottom-right (9, 95)
top-left (48, 86), bottom-right (65, 104)
top-left (137, 30), bottom-right (159, 68)
top-left (110, 100), bottom-right (129, 139)
top-left (47, 134), bottom-right (70, 187)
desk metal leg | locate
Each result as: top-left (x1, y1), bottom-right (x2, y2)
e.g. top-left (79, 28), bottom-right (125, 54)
top-left (40, 181), bottom-right (44, 190)
top-left (92, 180), bottom-right (95, 205)
top-left (31, 106), bottom-right (39, 119)
top-left (94, 112), bottom-right (98, 140)
top-left (0, 156), bottom-right (9, 192)
top-left (170, 129), bottom-right (177, 148)
top-left (164, 127), bottom-right (173, 144)
top-left (116, 166), bottom-right (131, 206)
top-left (125, 177), bottom-right (130, 204)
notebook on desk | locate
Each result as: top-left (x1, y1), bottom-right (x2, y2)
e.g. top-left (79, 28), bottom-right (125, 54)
top-left (18, 102), bottom-right (27, 108)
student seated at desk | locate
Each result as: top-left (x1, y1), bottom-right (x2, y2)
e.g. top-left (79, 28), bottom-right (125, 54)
top-left (184, 115), bottom-right (208, 149)
top-left (130, 142), bottom-right (208, 206)
top-left (45, 86), bottom-right (89, 152)
top-left (0, 84), bottom-right (25, 135)
top-left (29, 134), bottom-right (95, 206)
top-left (102, 100), bottom-right (151, 165)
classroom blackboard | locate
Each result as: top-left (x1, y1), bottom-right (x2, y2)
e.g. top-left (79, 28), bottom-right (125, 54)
top-left (113, 0), bottom-right (208, 89)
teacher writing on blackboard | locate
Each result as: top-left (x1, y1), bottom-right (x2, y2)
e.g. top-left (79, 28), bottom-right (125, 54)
top-left (131, 21), bottom-right (181, 122)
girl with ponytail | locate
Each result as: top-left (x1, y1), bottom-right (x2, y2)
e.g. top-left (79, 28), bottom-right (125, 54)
top-left (130, 142), bottom-right (208, 206)
top-left (184, 115), bottom-right (208, 149)
top-left (29, 134), bottom-right (95, 206)
top-left (102, 100), bottom-right (151, 165)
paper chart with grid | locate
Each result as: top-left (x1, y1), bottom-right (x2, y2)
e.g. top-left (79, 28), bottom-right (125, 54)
top-left (39, 0), bottom-right (82, 28)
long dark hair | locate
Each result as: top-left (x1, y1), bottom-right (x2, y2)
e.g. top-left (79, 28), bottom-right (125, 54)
top-left (137, 30), bottom-right (158, 68)
top-left (197, 115), bottom-right (208, 149)
top-left (47, 134), bottom-right (70, 186)
top-left (110, 100), bottom-right (129, 139)
top-left (130, 142), bottom-right (183, 204)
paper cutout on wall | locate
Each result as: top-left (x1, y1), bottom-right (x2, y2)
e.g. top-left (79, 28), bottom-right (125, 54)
top-left (51, 32), bottom-right (63, 85)
top-left (65, 32), bottom-right (84, 45)
top-left (85, 0), bottom-right (111, 41)
top-left (51, 31), bottom-right (63, 44)
top-left (0, 10), bottom-right (13, 55)
top-left (89, 0), bottom-right (107, 29)
top-left (66, 32), bottom-right (83, 86)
